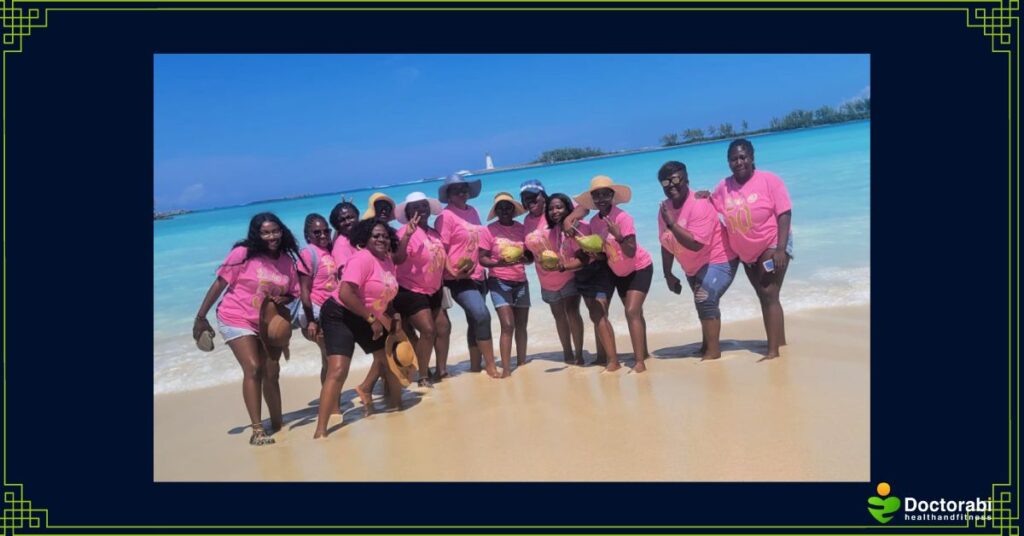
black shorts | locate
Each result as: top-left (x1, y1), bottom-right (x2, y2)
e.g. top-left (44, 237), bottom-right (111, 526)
top-left (574, 260), bottom-right (614, 299)
top-left (613, 263), bottom-right (654, 299)
top-left (319, 298), bottom-right (386, 356)
top-left (393, 287), bottom-right (443, 317)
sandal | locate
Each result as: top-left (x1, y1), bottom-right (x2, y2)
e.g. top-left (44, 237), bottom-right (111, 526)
top-left (249, 424), bottom-right (276, 446)
top-left (417, 377), bottom-right (434, 389)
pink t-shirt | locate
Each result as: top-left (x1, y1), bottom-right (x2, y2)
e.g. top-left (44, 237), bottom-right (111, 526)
top-left (339, 249), bottom-right (399, 317)
top-left (525, 222), bottom-right (583, 291)
top-left (435, 205), bottom-right (486, 281)
top-left (587, 206), bottom-right (654, 277)
top-left (215, 246), bottom-right (300, 331)
top-left (711, 170), bottom-right (793, 263)
top-left (658, 191), bottom-right (734, 277)
top-left (396, 225), bottom-right (446, 295)
top-left (297, 244), bottom-right (339, 306)
top-left (332, 236), bottom-right (358, 276)
top-left (481, 221), bottom-right (528, 282)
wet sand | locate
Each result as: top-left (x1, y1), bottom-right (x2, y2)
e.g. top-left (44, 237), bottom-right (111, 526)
top-left (154, 304), bottom-right (869, 481)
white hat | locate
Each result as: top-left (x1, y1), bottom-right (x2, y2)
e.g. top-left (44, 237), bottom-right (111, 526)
top-left (395, 191), bottom-right (443, 224)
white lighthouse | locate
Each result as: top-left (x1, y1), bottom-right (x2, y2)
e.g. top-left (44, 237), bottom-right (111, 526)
top-left (485, 153), bottom-right (494, 170)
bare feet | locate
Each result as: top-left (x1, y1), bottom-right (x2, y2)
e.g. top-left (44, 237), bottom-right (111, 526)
top-left (632, 360), bottom-right (647, 373)
top-left (355, 385), bottom-right (374, 416)
top-left (701, 353), bottom-right (722, 361)
top-left (604, 362), bottom-right (622, 373)
top-left (757, 352), bottom-right (781, 363)
top-left (469, 364), bottom-right (482, 373)
top-left (573, 356), bottom-right (585, 366)
top-left (313, 430), bottom-right (325, 439)
top-left (500, 370), bottom-right (511, 378)
top-left (486, 365), bottom-right (501, 378)
top-left (517, 358), bottom-right (528, 367)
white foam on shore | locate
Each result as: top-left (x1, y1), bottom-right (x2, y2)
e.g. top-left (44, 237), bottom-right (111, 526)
top-left (153, 266), bottom-right (868, 395)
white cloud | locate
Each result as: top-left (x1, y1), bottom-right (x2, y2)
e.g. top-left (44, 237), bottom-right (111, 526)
top-left (178, 183), bottom-right (206, 204)
top-left (841, 85), bottom-right (870, 106)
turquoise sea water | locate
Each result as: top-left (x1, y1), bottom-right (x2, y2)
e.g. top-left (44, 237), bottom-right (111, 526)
top-left (154, 120), bottom-right (870, 394)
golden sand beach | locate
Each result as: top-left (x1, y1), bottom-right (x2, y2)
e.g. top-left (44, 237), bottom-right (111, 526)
top-left (154, 304), bottom-right (868, 482)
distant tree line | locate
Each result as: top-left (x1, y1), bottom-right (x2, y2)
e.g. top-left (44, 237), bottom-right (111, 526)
top-left (532, 147), bottom-right (608, 164)
top-left (659, 97), bottom-right (870, 147)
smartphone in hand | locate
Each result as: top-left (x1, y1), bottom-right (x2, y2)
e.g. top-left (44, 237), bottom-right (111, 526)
top-left (762, 258), bottom-right (775, 272)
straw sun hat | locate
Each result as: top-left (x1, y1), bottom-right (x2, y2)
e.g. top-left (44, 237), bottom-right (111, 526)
top-left (361, 193), bottom-right (397, 222)
top-left (259, 299), bottom-right (293, 354)
top-left (574, 175), bottom-right (632, 210)
top-left (395, 192), bottom-right (443, 224)
top-left (486, 192), bottom-right (527, 221)
top-left (384, 323), bottom-right (417, 387)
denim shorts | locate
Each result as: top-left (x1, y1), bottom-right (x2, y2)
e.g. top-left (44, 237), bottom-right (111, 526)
top-left (541, 279), bottom-right (579, 305)
top-left (685, 259), bottom-right (739, 320)
top-left (292, 301), bottom-right (323, 329)
top-left (216, 316), bottom-right (258, 343)
top-left (487, 277), bottom-right (531, 309)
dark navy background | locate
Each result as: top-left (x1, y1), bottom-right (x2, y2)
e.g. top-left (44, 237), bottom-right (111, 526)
top-left (2, 4), bottom-right (1016, 531)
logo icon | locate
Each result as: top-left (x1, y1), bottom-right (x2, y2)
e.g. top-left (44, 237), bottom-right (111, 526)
top-left (868, 482), bottom-right (901, 524)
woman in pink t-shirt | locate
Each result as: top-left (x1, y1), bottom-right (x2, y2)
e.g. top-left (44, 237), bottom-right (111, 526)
top-left (657, 161), bottom-right (739, 360)
top-left (391, 191), bottom-right (452, 387)
top-left (435, 174), bottom-right (501, 379)
top-left (314, 219), bottom-right (403, 439)
top-left (537, 193), bottom-right (588, 365)
top-left (329, 201), bottom-right (359, 273)
top-left (478, 193), bottom-right (532, 376)
top-left (192, 212), bottom-right (301, 447)
top-left (710, 139), bottom-right (793, 360)
top-left (296, 213), bottom-right (341, 411)
top-left (574, 175), bottom-right (653, 373)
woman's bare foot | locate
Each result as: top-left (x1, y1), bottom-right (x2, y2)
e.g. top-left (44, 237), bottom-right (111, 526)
top-left (573, 356), bottom-right (585, 366)
top-left (501, 370), bottom-right (511, 378)
top-left (633, 360), bottom-right (647, 373)
top-left (313, 429), bottom-right (326, 439)
top-left (604, 362), bottom-right (621, 372)
top-left (486, 366), bottom-right (501, 378)
top-left (355, 385), bottom-right (374, 416)
top-left (517, 358), bottom-right (528, 367)
top-left (701, 352), bottom-right (722, 361)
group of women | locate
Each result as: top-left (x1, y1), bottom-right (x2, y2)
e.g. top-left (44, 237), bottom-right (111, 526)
top-left (192, 138), bottom-right (793, 446)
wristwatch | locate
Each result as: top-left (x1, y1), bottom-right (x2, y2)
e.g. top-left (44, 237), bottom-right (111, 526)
top-left (366, 313), bottom-right (377, 325)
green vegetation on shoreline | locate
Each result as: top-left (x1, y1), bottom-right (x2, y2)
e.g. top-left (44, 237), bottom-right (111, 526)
top-left (659, 97), bottom-right (870, 147)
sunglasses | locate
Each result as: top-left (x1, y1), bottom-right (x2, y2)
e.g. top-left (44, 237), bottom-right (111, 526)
top-left (660, 176), bottom-right (685, 187)
top-left (449, 185), bottom-right (471, 195)
top-left (310, 229), bottom-right (330, 237)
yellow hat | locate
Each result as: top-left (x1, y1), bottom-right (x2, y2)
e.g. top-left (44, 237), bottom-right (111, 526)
top-left (361, 193), bottom-right (397, 222)
top-left (574, 175), bottom-right (632, 210)
top-left (486, 192), bottom-right (527, 221)
top-left (384, 322), bottom-right (417, 387)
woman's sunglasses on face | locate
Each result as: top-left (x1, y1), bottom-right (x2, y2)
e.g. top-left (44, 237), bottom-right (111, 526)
top-left (660, 175), bottom-right (685, 188)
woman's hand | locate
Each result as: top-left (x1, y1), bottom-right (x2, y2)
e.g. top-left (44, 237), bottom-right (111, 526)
top-left (405, 212), bottom-right (421, 235)
top-left (371, 318), bottom-right (385, 340)
top-left (268, 295), bottom-right (292, 306)
top-left (659, 202), bottom-right (675, 226)
top-left (665, 272), bottom-right (683, 295)
top-left (193, 317), bottom-right (213, 341)
top-left (305, 320), bottom-right (321, 340)
top-left (772, 249), bottom-right (789, 272)
top-left (603, 215), bottom-right (623, 241)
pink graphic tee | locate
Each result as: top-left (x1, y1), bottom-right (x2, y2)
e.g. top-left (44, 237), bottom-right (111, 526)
top-left (587, 206), bottom-right (654, 277)
top-left (480, 221), bottom-right (528, 282)
top-left (215, 246), bottom-right (300, 331)
top-left (396, 225), bottom-right (447, 295)
top-left (658, 191), bottom-right (734, 276)
top-left (435, 205), bottom-right (486, 281)
top-left (297, 244), bottom-right (339, 306)
top-left (526, 222), bottom-right (584, 291)
top-left (710, 170), bottom-right (793, 263)
top-left (339, 249), bottom-right (399, 317)
top-left (332, 236), bottom-right (358, 276)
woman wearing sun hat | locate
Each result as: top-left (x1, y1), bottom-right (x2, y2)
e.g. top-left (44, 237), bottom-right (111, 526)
top-left (391, 191), bottom-right (452, 387)
top-left (362, 192), bottom-right (397, 225)
top-left (434, 173), bottom-right (501, 379)
top-left (575, 175), bottom-right (654, 373)
top-left (478, 192), bottom-right (532, 376)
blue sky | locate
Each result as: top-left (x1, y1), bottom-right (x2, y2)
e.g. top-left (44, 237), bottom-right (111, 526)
top-left (154, 54), bottom-right (869, 211)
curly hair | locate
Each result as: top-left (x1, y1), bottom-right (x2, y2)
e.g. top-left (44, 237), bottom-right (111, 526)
top-left (348, 219), bottom-right (399, 253)
top-left (226, 212), bottom-right (301, 266)
top-left (545, 193), bottom-right (576, 228)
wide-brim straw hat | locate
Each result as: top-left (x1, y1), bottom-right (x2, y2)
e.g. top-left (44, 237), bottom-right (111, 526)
top-left (395, 191), bottom-right (443, 224)
top-left (259, 299), bottom-right (293, 350)
top-left (574, 175), bottom-right (632, 210)
top-left (361, 193), bottom-right (397, 222)
top-left (437, 173), bottom-right (482, 204)
top-left (384, 324), bottom-right (417, 387)
top-left (486, 192), bottom-right (527, 221)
